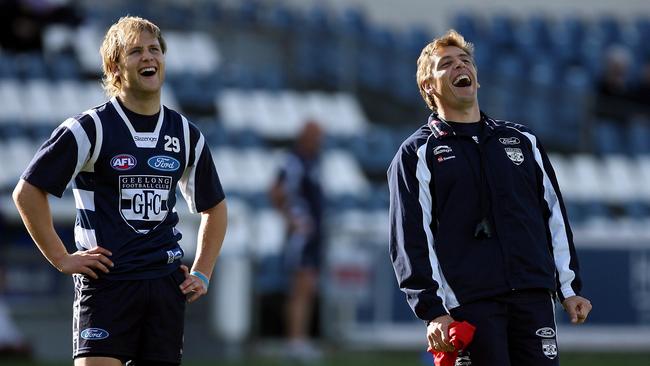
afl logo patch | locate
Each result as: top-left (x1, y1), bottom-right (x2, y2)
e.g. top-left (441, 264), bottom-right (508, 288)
top-left (148, 156), bottom-right (180, 171)
top-left (80, 328), bottom-right (109, 340)
top-left (111, 154), bottom-right (137, 171)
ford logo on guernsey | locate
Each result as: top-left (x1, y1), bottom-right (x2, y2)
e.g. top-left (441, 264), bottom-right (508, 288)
top-left (148, 155), bottom-right (180, 171)
top-left (80, 328), bottom-right (110, 340)
top-left (111, 154), bottom-right (137, 171)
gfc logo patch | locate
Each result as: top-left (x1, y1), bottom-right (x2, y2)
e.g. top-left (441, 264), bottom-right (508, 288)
top-left (505, 147), bottom-right (524, 165)
top-left (119, 175), bottom-right (172, 234)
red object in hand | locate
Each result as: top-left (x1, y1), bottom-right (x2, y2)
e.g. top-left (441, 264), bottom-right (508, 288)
top-left (426, 321), bottom-right (476, 366)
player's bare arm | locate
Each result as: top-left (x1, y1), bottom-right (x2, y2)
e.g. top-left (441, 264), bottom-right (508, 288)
top-left (12, 179), bottom-right (114, 279)
top-left (179, 200), bottom-right (227, 303)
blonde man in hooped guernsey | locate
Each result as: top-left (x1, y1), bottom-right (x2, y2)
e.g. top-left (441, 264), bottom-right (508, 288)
top-left (13, 16), bottom-right (227, 366)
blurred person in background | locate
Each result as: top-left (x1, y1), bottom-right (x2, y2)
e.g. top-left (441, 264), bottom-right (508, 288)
top-left (388, 29), bottom-right (591, 365)
top-left (0, 0), bottom-right (81, 52)
top-left (594, 45), bottom-right (637, 123)
top-left (269, 121), bottom-right (325, 362)
top-left (12, 16), bottom-right (227, 366)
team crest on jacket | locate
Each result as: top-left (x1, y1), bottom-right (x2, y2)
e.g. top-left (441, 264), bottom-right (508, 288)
top-left (505, 147), bottom-right (524, 165)
top-left (119, 175), bottom-right (172, 234)
top-left (541, 339), bottom-right (558, 359)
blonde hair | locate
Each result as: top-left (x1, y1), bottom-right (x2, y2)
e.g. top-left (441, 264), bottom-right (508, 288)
top-left (416, 29), bottom-right (474, 111)
top-left (100, 16), bottom-right (167, 97)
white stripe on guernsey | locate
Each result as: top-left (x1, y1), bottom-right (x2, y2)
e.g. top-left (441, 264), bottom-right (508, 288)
top-left (110, 97), bottom-right (164, 148)
top-left (82, 109), bottom-right (103, 172)
top-left (74, 225), bottom-right (97, 249)
top-left (416, 139), bottom-right (459, 311)
top-left (61, 118), bottom-right (92, 179)
top-left (507, 126), bottom-right (577, 299)
top-left (72, 188), bottom-right (94, 211)
top-left (179, 132), bottom-right (205, 213)
top-left (181, 115), bottom-right (190, 169)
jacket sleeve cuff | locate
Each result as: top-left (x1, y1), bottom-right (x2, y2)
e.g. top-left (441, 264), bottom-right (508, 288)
top-left (420, 306), bottom-right (449, 325)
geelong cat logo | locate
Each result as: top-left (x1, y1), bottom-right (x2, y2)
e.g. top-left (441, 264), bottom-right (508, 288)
top-left (111, 154), bottom-right (137, 171)
top-left (148, 156), bottom-right (180, 171)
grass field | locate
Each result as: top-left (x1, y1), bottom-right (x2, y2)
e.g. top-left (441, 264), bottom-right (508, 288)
top-left (3, 352), bottom-right (650, 366)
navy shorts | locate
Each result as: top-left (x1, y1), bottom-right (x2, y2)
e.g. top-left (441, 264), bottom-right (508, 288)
top-left (72, 268), bottom-right (186, 364)
top-left (284, 229), bottom-right (322, 271)
top-left (449, 289), bottom-right (560, 366)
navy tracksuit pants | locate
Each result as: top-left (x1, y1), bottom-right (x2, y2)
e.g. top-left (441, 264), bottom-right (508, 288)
top-left (449, 289), bottom-right (560, 366)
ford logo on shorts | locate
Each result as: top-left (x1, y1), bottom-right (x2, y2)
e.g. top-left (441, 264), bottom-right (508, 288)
top-left (535, 327), bottom-right (556, 338)
top-left (80, 328), bottom-right (110, 340)
top-left (148, 156), bottom-right (180, 171)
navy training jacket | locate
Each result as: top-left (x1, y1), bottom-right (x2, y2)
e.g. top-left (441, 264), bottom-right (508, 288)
top-left (388, 112), bottom-right (582, 322)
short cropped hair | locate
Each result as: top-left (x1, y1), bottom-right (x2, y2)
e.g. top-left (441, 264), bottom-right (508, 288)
top-left (416, 29), bottom-right (474, 111)
top-left (100, 16), bottom-right (167, 97)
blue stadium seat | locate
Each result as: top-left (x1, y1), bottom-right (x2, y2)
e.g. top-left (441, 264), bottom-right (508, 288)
top-left (0, 54), bottom-right (18, 79)
top-left (522, 61), bottom-right (555, 137)
top-left (350, 127), bottom-right (397, 174)
top-left (489, 15), bottom-right (517, 51)
top-left (338, 7), bottom-right (367, 40)
top-left (235, 0), bottom-right (261, 26)
top-left (593, 120), bottom-right (625, 155)
top-left (261, 2), bottom-right (295, 31)
top-left (623, 201), bottom-right (650, 219)
top-left (489, 54), bottom-right (525, 121)
top-left (453, 12), bottom-right (482, 43)
top-left (48, 54), bottom-right (80, 80)
top-left (564, 201), bottom-right (586, 224)
top-left (580, 201), bottom-right (612, 219)
top-left (596, 16), bottom-right (623, 46)
top-left (555, 66), bottom-right (592, 148)
top-left (16, 53), bottom-right (48, 79)
top-left (627, 118), bottom-right (650, 155)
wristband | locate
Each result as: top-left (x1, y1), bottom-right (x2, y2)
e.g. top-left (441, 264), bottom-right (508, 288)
top-left (190, 270), bottom-right (210, 289)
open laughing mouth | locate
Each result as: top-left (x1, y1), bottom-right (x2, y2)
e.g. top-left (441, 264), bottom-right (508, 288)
top-left (139, 67), bottom-right (157, 77)
top-left (452, 74), bottom-right (472, 87)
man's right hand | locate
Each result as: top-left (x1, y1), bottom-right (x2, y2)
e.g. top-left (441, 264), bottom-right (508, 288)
top-left (53, 246), bottom-right (114, 279)
top-left (427, 314), bottom-right (455, 352)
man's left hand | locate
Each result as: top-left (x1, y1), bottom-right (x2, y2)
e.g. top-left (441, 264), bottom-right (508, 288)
top-left (562, 295), bottom-right (592, 324)
top-left (179, 265), bottom-right (208, 303)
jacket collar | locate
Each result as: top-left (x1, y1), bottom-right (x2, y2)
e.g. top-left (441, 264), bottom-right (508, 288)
top-left (428, 111), bottom-right (497, 139)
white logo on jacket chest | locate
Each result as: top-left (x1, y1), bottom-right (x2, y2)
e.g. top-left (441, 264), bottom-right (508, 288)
top-left (433, 145), bottom-right (453, 155)
top-left (505, 147), bottom-right (524, 165)
top-left (499, 137), bottom-right (520, 145)
top-left (433, 145), bottom-right (456, 163)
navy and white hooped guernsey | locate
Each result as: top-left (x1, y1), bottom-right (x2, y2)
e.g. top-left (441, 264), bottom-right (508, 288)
top-left (22, 97), bottom-right (225, 280)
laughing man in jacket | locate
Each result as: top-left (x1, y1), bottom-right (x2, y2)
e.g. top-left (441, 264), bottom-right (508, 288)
top-left (388, 30), bottom-right (592, 365)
